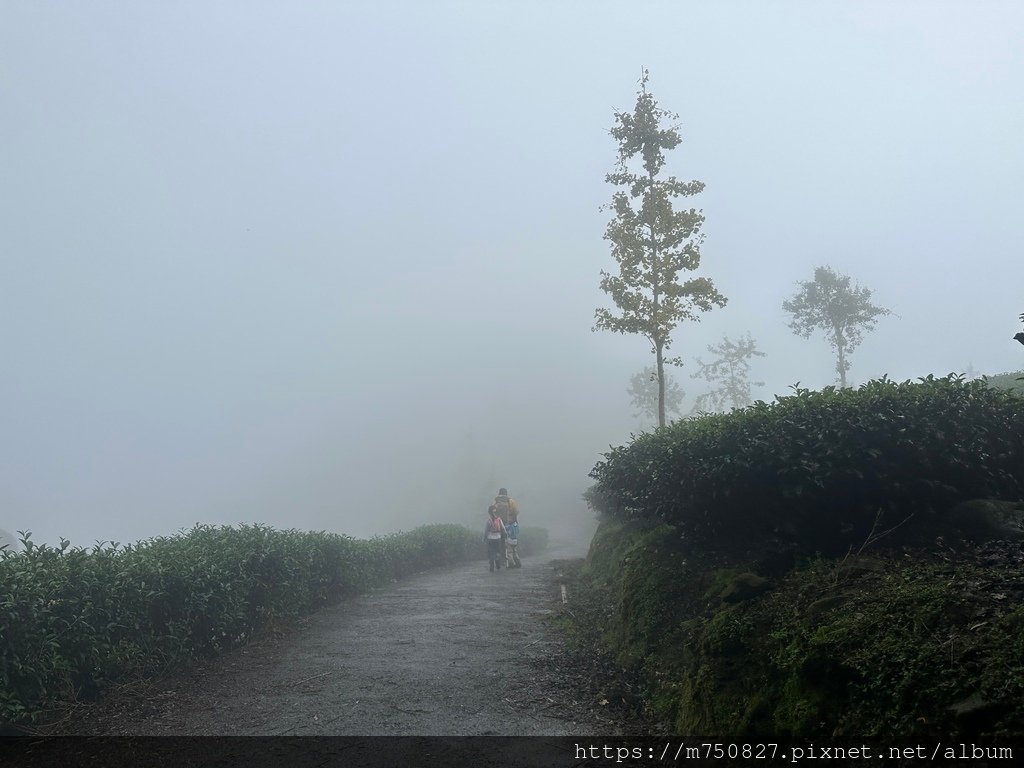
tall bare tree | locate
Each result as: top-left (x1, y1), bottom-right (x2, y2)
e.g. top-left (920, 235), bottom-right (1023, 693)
top-left (595, 70), bottom-right (726, 427)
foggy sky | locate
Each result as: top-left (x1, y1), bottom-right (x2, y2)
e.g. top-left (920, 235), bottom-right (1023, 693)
top-left (2, 1), bottom-right (1022, 547)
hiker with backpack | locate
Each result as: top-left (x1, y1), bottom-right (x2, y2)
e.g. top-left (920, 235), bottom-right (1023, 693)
top-left (484, 505), bottom-right (508, 572)
top-left (491, 487), bottom-right (521, 569)
top-left (493, 488), bottom-right (519, 522)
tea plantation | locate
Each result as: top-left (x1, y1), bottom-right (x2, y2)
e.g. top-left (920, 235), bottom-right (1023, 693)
top-left (565, 375), bottom-right (1024, 739)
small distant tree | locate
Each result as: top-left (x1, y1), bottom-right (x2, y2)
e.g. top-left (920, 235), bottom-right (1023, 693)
top-left (629, 365), bottom-right (684, 426)
top-left (595, 70), bottom-right (726, 428)
top-left (690, 333), bottom-right (765, 413)
top-left (783, 265), bottom-right (892, 388)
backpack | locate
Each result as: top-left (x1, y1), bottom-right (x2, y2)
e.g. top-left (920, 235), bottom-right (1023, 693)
top-left (493, 496), bottom-right (511, 519)
top-left (489, 516), bottom-right (503, 534)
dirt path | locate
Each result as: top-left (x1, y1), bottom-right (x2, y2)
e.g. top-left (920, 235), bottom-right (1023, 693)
top-left (49, 547), bottom-right (627, 736)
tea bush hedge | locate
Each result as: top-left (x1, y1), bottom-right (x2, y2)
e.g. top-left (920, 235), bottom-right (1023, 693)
top-left (589, 375), bottom-right (1024, 548)
top-left (0, 523), bottom-right (490, 726)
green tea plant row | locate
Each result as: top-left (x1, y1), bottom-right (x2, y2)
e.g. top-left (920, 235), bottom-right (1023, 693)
top-left (589, 375), bottom-right (1024, 548)
top-left (0, 522), bottom-right (545, 726)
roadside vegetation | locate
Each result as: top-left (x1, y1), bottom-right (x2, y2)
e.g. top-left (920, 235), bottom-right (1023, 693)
top-left (0, 522), bottom-right (547, 729)
top-left (589, 374), bottom-right (1023, 554)
top-left (562, 374), bottom-right (1024, 740)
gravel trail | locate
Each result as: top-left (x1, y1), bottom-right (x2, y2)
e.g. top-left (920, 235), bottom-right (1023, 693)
top-left (49, 547), bottom-right (622, 737)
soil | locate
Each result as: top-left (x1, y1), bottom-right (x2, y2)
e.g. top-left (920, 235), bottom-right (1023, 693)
top-left (34, 547), bottom-right (645, 737)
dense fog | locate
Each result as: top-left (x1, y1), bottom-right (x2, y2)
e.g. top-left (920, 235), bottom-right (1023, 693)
top-left (2, 2), bottom-right (1021, 547)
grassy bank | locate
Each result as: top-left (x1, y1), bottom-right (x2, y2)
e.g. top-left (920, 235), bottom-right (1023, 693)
top-left (561, 518), bottom-right (1024, 739)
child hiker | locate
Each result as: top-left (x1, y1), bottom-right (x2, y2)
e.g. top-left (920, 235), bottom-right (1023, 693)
top-left (484, 505), bottom-right (508, 572)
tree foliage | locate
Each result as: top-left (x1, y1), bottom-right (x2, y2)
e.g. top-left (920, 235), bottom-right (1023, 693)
top-left (783, 265), bottom-right (892, 387)
top-left (690, 333), bottom-right (765, 413)
top-left (629, 365), bottom-right (684, 426)
top-left (595, 70), bottom-right (725, 427)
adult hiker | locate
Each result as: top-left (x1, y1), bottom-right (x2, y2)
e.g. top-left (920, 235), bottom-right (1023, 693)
top-left (492, 487), bottom-right (519, 524)
top-left (484, 505), bottom-right (508, 572)
top-left (492, 487), bottom-right (521, 569)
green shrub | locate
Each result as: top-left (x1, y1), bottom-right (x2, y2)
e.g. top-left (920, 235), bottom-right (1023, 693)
top-left (589, 375), bottom-right (1024, 550)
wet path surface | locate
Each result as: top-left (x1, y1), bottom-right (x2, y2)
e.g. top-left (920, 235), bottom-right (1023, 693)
top-left (57, 548), bottom-right (620, 736)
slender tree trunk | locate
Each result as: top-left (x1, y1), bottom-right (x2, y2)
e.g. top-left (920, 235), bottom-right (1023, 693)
top-left (649, 164), bottom-right (665, 427)
top-left (834, 326), bottom-right (848, 388)
top-left (728, 359), bottom-right (738, 410)
top-left (656, 341), bottom-right (666, 428)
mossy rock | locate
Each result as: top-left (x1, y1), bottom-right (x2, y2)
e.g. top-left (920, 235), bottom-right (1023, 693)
top-left (614, 524), bottom-right (691, 660)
